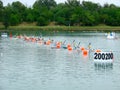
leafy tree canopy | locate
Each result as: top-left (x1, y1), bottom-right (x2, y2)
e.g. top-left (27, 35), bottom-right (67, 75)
top-left (1, 0), bottom-right (120, 27)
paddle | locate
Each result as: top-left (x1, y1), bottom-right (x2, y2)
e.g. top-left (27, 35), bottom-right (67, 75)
top-left (73, 40), bottom-right (75, 43)
top-left (72, 41), bottom-right (80, 50)
top-left (77, 42), bottom-right (81, 48)
top-left (71, 40), bottom-right (75, 46)
top-left (75, 42), bottom-right (81, 53)
top-left (62, 40), bottom-right (66, 45)
top-left (72, 40), bottom-right (78, 50)
top-left (62, 40), bottom-right (67, 49)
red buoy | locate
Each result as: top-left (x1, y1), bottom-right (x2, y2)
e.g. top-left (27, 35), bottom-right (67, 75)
top-left (67, 44), bottom-right (71, 48)
top-left (56, 44), bottom-right (61, 48)
top-left (95, 49), bottom-right (101, 53)
top-left (80, 47), bottom-right (85, 51)
top-left (68, 47), bottom-right (72, 51)
top-left (82, 50), bottom-right (88, 57)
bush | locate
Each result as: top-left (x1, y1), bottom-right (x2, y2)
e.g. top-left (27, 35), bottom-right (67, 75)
top-left (37, 16), bottom-right (49, 26)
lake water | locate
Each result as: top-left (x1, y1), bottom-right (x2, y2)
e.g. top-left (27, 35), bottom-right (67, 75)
top-left (0, 32), bottom-right (120, 90)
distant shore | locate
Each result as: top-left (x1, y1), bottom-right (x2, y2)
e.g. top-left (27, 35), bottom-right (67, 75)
top-left (1, 25), bottom-right (120, 32)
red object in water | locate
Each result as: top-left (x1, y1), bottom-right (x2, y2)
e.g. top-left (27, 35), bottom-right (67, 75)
top-left (95, 49), bottom-right (101, 52)
top-left (9, 33), bottom-right (12, 38)
top-left (56, 44), bottom-right (61, 48)
top-left (68, 47), bottom-right (72, 51)
top-left (82, 50), bottom-right (88, 56)
top-left (80, 47), bottom-right (85, 51)
top-left (67, 44), bottom-right (71, 48)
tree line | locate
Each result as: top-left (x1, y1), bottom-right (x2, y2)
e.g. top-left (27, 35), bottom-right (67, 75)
top-left (0, 0), bottom-right (120, 29)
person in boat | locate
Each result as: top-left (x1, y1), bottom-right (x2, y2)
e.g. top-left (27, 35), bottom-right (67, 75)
top-left (88, 43), bottom-right (91, 51)
top-left (73, 42), bottom-right (77, 49)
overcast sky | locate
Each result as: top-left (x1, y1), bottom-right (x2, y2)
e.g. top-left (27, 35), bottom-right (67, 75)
top-left (2, 0), bottom-right (120, 7)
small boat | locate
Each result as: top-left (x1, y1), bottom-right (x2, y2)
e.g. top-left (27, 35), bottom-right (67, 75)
top-left (1, 32), bottom-right (8, 38)
top-left (51, 44), bottom-right (67, 49)
top-left (107, 32), bottom-right (116, 39)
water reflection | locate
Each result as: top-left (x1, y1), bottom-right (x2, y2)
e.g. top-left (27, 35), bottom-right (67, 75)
top-left (94, 62), bottom-right (113, 71)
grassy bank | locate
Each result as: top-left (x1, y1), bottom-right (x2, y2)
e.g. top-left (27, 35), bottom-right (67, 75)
top-left (1, 24), bottom-right (120, 32)
top-left (0, 23), bottom-right (4, 31)
top-left (9, 25), bottom-right (120, 32)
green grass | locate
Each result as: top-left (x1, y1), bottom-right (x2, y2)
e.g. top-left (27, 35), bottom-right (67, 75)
top-left (1, 24), bottom-right (120, 32)
top-left (9, 25), bottom-right (120, 31)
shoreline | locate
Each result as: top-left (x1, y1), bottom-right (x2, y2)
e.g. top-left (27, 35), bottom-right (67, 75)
top-left (1, 25), bottom-right (120, 32)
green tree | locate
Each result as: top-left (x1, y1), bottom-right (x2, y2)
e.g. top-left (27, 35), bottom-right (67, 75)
top-left (3, 1), bottom-right (26, 27)
top-left (2, 0), bottom-right (120, 27)
top-left (56, 17), bottom-right (66, 25)
top-left (3, 5), bottom-right (11, 29)
top-left (116, 10), bottom-right (120, 25)
top-left (65, 0), bottom-right (80, 7)
top-left (82, 11), bottom-right (96, 26)
top-left (25, 8), bottom-right (34, 22)
top-left (33, 0), bottom-right (56, 10)
top-left (55, 6), bottom-right (71, 25)
top-left (99, 5), bottom-right (119, 26)
top-left (65, 0), bottom-right (81, 26)
top-left (10, 14), bottom-right (19, 25)
top-left (37, 16), bottom-right (48, 26)
top-left (33, 0), bottom-right (56, 26)
top-left (82, 1), bottom-right (101, 11)
top-left (26, 13), bottom-right (34, 22)
top-left (70, 6), bottom-right (84, 25)
top-left (51, 3), bottom-right (65, 24)
top-left (0, 0), bottom-right (3, 22)
top-left (0, 0), bottom-right (3, 9)
top-left (11, 1), bottom-right (26, 22)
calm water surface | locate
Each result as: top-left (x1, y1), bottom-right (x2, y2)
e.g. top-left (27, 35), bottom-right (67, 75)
top-left (0, 32), bottom-right (120, 90)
